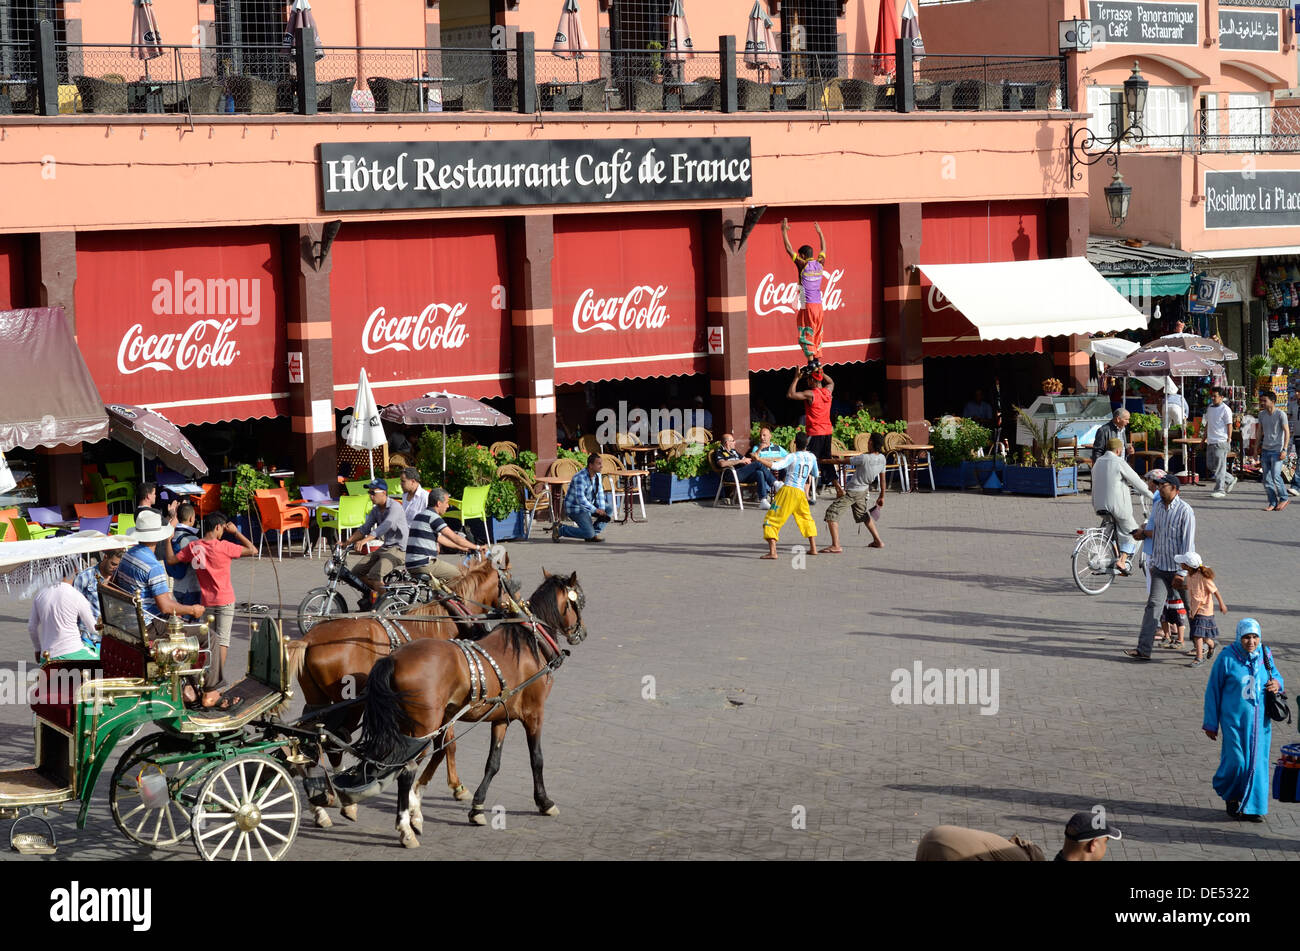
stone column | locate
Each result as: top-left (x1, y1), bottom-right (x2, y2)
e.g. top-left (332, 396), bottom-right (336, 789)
top-left (881, 203), bottom-right (926, 439)
top-left (31, 230), bottom-right (81, 508)
top-left (285, 224), bottom-right (337, 486)
top-left (508, 215), bottom-right (558, 476)
top-left (704, 211), bottom-right (751, 451)
top-left (1048, 196), bottom-right (1091, 393)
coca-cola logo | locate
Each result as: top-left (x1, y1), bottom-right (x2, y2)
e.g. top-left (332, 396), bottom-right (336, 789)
top-left (926, 283), bottom-right (958, 314)
top-left (363, 303), bottom-right (469, 355)
top-left (753, 269), bottom-right (846, 317)
top-left (117, 319), bottom-right (240, 375)
top-left (572, 286), bottom-right (671, 334)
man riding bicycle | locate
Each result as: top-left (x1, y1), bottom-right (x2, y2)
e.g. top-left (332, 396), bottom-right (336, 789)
top-left (1091, 437), bottom-right (1153, 575)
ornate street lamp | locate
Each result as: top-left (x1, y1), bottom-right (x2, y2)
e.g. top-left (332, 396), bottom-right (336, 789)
top-left (1068, 61), bottom-right (1149, 227)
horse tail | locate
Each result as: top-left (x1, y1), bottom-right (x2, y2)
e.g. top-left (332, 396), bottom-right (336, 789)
top-left (360, 654), bottom-right (408, 764)
top-left (286, 638), bottom-right (308, 689)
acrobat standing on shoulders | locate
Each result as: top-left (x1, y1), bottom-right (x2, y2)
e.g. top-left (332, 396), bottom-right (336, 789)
top-left (781, 217), bottom-right (828, 380)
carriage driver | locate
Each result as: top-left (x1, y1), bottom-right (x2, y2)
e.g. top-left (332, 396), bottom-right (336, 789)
top-left (344, 478), bottom-right (409, 610)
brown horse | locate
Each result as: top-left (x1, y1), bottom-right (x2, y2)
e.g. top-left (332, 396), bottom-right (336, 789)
top-left (286, 556), bottom-right (511, 826)
top-left (361, 569), bottom-right (587, 848)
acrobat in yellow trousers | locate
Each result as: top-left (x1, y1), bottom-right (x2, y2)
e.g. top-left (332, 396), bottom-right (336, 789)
top-left (763, 484), bottom-right (818, 541)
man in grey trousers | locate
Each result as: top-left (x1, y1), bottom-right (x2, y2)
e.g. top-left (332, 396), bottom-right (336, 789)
top-left (1204, 386), bottom-right (1237, 498)
top-left (1124, 473), bottom-right (1196, 661)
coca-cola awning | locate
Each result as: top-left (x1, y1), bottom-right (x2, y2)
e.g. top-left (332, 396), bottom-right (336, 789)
top-left (921, 201), bottom-right (1046, 358)
top-left (746, 210), bottom-right (884, 373)
top-left (0, 307), bottom-right (110, 452)
top-left (330, 220), bottom-right (512, 407)
top-left (75, 228), bottom-right (289, 426)
top-left (553, 212), bottom-right (707, 384)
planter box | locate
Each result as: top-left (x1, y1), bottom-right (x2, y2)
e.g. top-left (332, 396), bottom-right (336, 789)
top-left (934, 460), bottom-right (1005, 489)
top-left (1001, 465), bottom-right (1078, 497)
top-left (932, 465), bottom-right (966, 489)
top-left (489, 510), bottom-right (527, 542)
top-left (649, 471), bottom-right (721, 503)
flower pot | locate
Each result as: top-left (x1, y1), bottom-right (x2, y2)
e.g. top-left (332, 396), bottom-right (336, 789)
top-left (649, 471), bottom-right (721, 503)
top-left (489, 510), bottom-right (526, 542)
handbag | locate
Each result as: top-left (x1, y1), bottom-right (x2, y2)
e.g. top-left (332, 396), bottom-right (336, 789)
top-left (1263, 647), bottom-right (1291, 725)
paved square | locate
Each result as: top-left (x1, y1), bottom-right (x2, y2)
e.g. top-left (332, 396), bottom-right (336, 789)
top-left (1, 480), bottom-right (1295, 861)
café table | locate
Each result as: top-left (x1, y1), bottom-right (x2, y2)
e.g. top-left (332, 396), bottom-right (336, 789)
top-left (1172, 437), bottom-right (1207, 482)
top-left (770, 80), bottom-right (804, 111)
top-left (411, 76), bottom-right (453, 113)
top-left (896, 443), bottom-right (934, 492)
top-left (540, 80), bottom-right (583, 112)
top-left (619, 445), bottom-right (658, 470)
top-left (663, 79), bottom-right (702, 112)
top-left (533, 475), bottom-right (574, 524)
top-left (612, 468), bottom-right (649, 523)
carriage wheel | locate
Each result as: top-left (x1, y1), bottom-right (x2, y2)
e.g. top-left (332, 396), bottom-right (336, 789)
top-left (110, 733), bottom-right (204, 849)
top-left (190, 755), bottom-right (300, 861)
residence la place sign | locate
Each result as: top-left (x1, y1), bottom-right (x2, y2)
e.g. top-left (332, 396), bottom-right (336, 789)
top-left (319, 137), bottom-right (753, 211)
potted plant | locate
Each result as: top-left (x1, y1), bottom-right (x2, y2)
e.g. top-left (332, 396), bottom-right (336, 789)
top-left (1269, 335), bottom-right (1300, 373)
top-left (646, 41), bottom-right (665, 81)
top-left (1041, 377), bottom-right (1064, 396)
top-left (220, 463), bottom-right (273, 537)
top-left (929, 415), bottom-right (994, 489)
top-left (1003, 409), bottom-right (1078, 497)
top-left (650, 442), bottom-right (722, 503)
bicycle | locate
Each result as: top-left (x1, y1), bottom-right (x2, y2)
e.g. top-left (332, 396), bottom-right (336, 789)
top-left (1071, 507), bottom-right (1147, 596)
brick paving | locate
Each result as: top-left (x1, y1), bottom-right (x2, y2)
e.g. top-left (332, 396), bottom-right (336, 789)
top-left (0, 479), bottom-right (1297, 861)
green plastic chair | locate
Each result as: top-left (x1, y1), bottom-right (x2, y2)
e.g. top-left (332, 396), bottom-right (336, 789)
top-left (6, 517), bottom-right (59, 541)
top-left (385, 478), bottom-right (402, 496)
top-left (344, 479), bottom-right (371, 496)
top-left (91, 472), bottom-right (134, 512)
top-left (445, 485), bottom-right (492, 543)
top-left (110, 513), bottom-right (135, 536)
top-left (105, 461), bottom-right (137, 483)
top-left (315, 493), bottom-right (368, 554)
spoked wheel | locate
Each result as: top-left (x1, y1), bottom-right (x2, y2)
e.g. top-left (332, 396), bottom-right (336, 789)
top-left (374, 592), bottom-right (413, 618)
top-left (1072, 532), bottom-right (1116, 595)
top-left (191, 755), bottom-right (300, 862)
top-left (110, 732), bottom-right (205, 849)
top-left (297, 589), bottom-right (347, 636)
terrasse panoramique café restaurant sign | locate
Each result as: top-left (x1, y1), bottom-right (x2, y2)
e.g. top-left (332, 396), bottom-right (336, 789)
top-left (319, 138), bottom-right (753, 211)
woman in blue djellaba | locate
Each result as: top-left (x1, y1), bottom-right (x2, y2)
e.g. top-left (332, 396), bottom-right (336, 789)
top-left (1202, 618), bottom-right (1285, 822)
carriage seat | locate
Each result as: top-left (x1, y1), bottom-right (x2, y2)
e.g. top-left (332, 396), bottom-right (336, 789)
top-left (30, 657), bottom-right (102, 732)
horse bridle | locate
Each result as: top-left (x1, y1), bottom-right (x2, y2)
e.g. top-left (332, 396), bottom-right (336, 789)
top-left (556, 583), bottom-right (587, 645)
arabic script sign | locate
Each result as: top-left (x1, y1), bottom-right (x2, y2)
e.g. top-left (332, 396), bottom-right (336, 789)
top-left (1218, 10), bottom-right (1281, 52)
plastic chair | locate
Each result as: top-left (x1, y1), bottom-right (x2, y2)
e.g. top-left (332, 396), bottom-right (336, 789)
top-left (110, 514), bottom-right (135, 536)
top-left (386, 478), bottom-right (402, 496)
top-left (255, 495), bottom-right (310, 560)
top-left (74, 502), bottom-right (109, 520)
top-left (196, 483), bottom-right (222, 518)
top-left (105, 461), bottom-right (137, 484)
top-left (91, 472), bottom-right (133, 513)
top-left (4, 516), bottom-right (57, 541)
top-left (344, 479), bottom-right (371, 496)
top-left (27, 506), bottom-right (64, 525)
top-left (445, 485), bottom-right (493, 544)
top-left (315, 493), bottom-right (368, 554)
top-left (78, 516), bottom-right (111, 534)
top-left (299, 484), bottom-right (332, 503)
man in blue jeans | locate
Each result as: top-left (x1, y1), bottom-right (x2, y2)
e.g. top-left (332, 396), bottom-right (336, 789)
top-left (1257, 390), bottom-right (1291, 512)
top-left (554, 453), bottom-right (611, 543)
top-left (713, 433), bottom-right (776, 508)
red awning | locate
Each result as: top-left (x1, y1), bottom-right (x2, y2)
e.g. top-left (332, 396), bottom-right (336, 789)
top-left (330, 220), bottom-right (513, 408)
top-left (553, 212), bottom-right (707, 385)
top-left (0, 235), bottom-right (21, 311)
top-left (74, 228), bottom-right (289, 426)
top-left (920, 200), bottom-right (1046, 358)
top-left (0, 307), bottom-right (110, 451)
top-left (746, 209), bottom-right (884, 372)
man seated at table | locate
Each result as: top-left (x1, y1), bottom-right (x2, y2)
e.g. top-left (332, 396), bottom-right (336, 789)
top-left (713, 433), bottom-right (776, 508)
top-left (343, 479), bottom-right (409, 609)
top-left (28, 574), bottom-right (100, 664)
top-left (406, 487), bottom-right (488, 584)
top-left (553, 454), bottom-right (611, 543)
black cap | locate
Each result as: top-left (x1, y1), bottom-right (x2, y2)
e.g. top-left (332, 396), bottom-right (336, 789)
top-left (1065, 811), bottom-right (1122, 843)
top-left (1156, 473), bottom-right (1181, 489)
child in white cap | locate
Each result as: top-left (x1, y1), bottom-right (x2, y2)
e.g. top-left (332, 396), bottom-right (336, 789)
top-left (1177, 551), bottom-right (1226, 667)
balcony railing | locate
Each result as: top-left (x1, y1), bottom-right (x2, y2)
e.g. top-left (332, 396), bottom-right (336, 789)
top-left (1131, 106), bottom-right (1300, 153)
top-left (0, 30), bottom-right (1067, 119)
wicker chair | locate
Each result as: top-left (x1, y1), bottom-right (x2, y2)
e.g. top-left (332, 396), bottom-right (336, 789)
top-left (548, 458), bottom-right (583, 481)
top-left (368, 76), bottom-right (420, 112)
top-left (499, 471), bottom-right (551, 539)
top-left (835, 78), bottom-right (875, 111)
top-left (492, 77), bottom-right (519, 111)
top-left (683, 426), bottom-right (712, 445)
top-left (882, 431), bottom-right (911, 492)
top-left (953, 79), bottom-right (1002, 111)
top-left (74, 76), bottom-right (129, 115)
top-left (318, 77), bottom-right (356, 112)
top-left (228, 75), bottom-right (280, 114)
top-left (658, 429), bottom-right (685, 452)
top-left (737, 77), bottom-right (770, 111)
top-left (572, 77), bottom-right (609, 111)
top-left (629, 78), bottom-right (664, 111)
top-left (779, 80), bottom-right (808, 110)
top-left (578, 434), bottom-right (600, 456)
top-left (682, 76), bottom-right (719, 111)
top-left (490, 440), bottom-right (519, 460)
top-left (184, 78), bottom-right (225, 114)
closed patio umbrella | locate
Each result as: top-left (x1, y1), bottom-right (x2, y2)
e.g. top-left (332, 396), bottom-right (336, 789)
top-left (874, 0), bottom-right (900, 76)
top-left (743, 1), bottom-right (781, 78)
top-left (347, 369), bottom-right (386, 480)
top-left (130, 0), bottom-right (163, 79)
top-left (282, 0), bottom-right (325, 59)
top-left (901, 0), bottom-right (926, 61)
top-left (553, 0), bottom-right (590, 82)
top-left (666, 0), bottom-right (694, 65)
top-left (106, 403), bottom-right (207, 479)
top-left (381, 391), bottom-right (510, 475)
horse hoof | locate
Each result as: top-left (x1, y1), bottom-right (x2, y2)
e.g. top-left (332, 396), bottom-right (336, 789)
top-left (451, 784), bottom-right (471, 802)
top-left (400, 831), bottom-right (420, 849)
top-left (539, 802), bottom-right (559, 817)
top-left (410, 816), bottom-right (423, 835)
top-left (341, 803), bottom-right (359, 822)
top-left (469, 809), bottom-right (487, 826)
top-left (313, 806), bottom-right (334, 829)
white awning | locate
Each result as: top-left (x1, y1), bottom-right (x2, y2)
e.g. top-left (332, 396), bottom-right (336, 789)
top-left (918, 258), bottom-right (1149, 340)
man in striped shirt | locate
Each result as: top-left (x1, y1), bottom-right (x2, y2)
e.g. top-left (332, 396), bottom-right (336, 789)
top-left (406, 487), bottom-right (486, 584)
top-left (1125, 473), bottom-right (1196, 660)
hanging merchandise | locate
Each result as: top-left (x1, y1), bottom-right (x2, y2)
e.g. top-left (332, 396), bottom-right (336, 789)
top-left (1253, 262), bottom-right (1267, 299)
top-left (1270, 314), bottom-right (1281, 332)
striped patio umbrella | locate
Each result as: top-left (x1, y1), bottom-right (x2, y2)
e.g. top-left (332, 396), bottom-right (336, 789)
top-left (666, 0), bottom-right (694, 62)
top-left (874, 0), bottom-right (900, 76)
top-left (553, 0), bottom-right (590, 81)
top-left (130, 0), bottom-right (163, 78)
top-left (743, 1), bottom-right (780, 77)
top-left (283, 0), bottom-right (325, 59)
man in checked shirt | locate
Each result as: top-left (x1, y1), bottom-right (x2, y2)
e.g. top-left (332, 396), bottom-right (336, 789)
top-left (1125, 473), bottom-right (1196, 661)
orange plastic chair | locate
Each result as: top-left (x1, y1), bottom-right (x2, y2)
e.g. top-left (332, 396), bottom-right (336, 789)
top-left (196, 483), bottom-right (222, 519)
top-left (74, 502), bottom-right (110, 520)
top-left (254, 495), bottom-right (310, 560)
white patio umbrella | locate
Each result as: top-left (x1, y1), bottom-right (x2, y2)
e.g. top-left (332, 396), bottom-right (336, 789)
top-left (553, 0), bottom-right (590, 82)
top-left (347, 368), bottom-right (386, 479)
